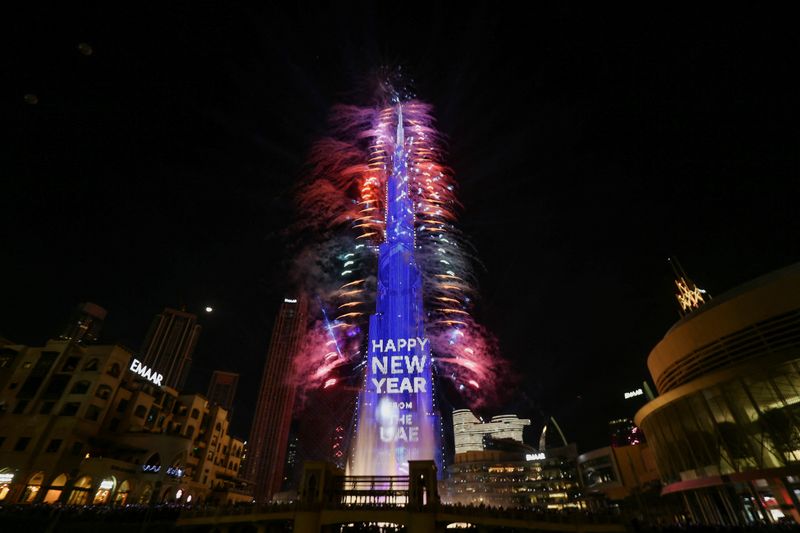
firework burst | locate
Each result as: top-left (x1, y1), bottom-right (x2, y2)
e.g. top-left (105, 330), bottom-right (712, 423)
top-left (292, 95), bottom-right (505, 409)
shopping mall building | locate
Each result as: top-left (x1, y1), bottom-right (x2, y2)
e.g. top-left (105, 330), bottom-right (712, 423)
top-left (636, 263), bottom-right (800, 524)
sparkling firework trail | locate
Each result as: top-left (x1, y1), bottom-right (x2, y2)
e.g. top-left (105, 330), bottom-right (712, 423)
top-left (292, 96), bottom-right (506, 408)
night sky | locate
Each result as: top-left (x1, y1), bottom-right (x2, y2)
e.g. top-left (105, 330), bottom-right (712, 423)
top-left (5, 4), bottom-right (800, 449)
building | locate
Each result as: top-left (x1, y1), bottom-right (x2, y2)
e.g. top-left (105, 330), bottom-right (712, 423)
top-left (635, 263), bottom-right (800, 524)
top-left (247, 296), bottom-right (308, 503)
top-left (0, 338), bottom-right (247, 505)
top-left (140, 307), bottom-right (201, 390)
top-left (350, 106), bottom-right (440, 477)
top-left (207, 370), bottom-right (239, 412)
top-left (59, 302), bottom-right (107, 344)
top-left (578, 443), bottom-right (660, 505)
top-left (453, 409), bottom-right (531, 454)
top-left (443, 408), bottom-right (582, 510)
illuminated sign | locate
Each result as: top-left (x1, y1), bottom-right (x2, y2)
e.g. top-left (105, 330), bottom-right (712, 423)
top-left (675, 278), bottom-right (707, 311)
top-left (166, 467), bottom-right (184, 478)
top-left (0, 473), bottom-right (14, 483)
top-left (142, 464), bottom-right (161, 473)
top-left (624, 388), bottom-right (644, 399)
top-left (284, 298), bottom-right (297, 304)
top-left (371, 338), bottom-right (429, 394)
top-left (129, 358), bottom-right (164, 387)
top-left (526, 453), bottom-right (546, 461)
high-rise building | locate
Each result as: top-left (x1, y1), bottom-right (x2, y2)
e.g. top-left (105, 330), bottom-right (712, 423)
top-left (59, 302), bottom-right (107, 344)
top-left (247, 296), bottom-right (308, 503)
top-left (139, 307), bottom-right (201, 391)
top-left (207, 370), bottom-right (239, 412)
top-left (350, 106), bottom-right (440, 477)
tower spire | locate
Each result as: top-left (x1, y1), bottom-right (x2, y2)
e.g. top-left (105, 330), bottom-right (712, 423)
top-left (396, 104), bottom-right (404, 148)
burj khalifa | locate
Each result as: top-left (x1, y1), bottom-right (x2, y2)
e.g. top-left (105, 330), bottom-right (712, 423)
top-left (349, 106), bottom-right (441, 477)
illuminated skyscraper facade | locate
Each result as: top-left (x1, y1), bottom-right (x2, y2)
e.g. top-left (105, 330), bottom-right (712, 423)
top-left (349, 107), bottom-right (440, 476)
top-left (247, 297), bottom-right (308, 503)
top-left (139, 307), bottom-right (201, 390)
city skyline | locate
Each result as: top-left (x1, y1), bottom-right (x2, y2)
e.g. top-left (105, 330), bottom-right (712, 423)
top-left (4, 4), bottom-right (799, 451)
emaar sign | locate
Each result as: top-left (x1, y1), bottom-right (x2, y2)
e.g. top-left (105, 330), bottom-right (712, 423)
top-left (129, 358), bottom-right (164, 387)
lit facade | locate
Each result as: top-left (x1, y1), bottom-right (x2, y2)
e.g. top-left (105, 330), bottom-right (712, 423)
top-left (247, 296), bottom-right (308, 503)
top-left (0, 339), bottom-right (247, 505)
top-left (444, 443), bottom-right (582, 510)
top-left (636, 263), bottom-right (800, 524)
top-left (453, 408), bottom-right (531, 454)
top-left (350, 106), bottom-right (440, 477)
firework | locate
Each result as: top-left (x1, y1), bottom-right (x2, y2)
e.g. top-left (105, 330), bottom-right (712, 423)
top-left (292, 96), bottom-right (504, 410)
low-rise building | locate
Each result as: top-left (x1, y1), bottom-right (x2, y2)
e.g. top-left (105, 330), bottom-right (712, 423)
top-left (443, 409), bottom-right (582, 510)
top-left (0, 339), bottom-right (248, 505)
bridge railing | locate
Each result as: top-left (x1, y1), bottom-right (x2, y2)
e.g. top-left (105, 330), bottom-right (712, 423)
top-left (179, 500), bottom-right (623, 526)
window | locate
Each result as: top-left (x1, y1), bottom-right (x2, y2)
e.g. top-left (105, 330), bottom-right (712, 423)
top-left (14, 437), bottom-right (31, 452)
top-left (83, 358), bottom-right (99, 371)
top-left (185, 426), bottom-right (195, 438)
top-left (95, 385), bottom-right (112, 400)
top-left (133, 405), bottom-right (147, 418)
top-left (106, 363), bottom-right (121, 378)
top-left (70, 442), bottom-right (83, 456)
top-left (190, 408), bottom-right (200, 419)
top-left (85, 405), bottom-right (102, 421)
top-left (116, 399), bottom-right (129, 413)
top-left (59, 402), bottom-right (81, 416)
top-left (109, 418), bottom-right (120, 431)
top-left (13, 400), bottom-right (28, 414)
top-left (42, 374), bottom-right (71, 399)
top-left (70, 380), bottom-right (91, 395)
top-left (45, 439), bottom-right (63, 453)
top-left (22, 361), bottom-right (32, 369)
top-left (40, 401), bottom-right (55, 414)
top-left (61, 356), bottom-right (81, 372)
top-left (0, 436), bottom-right (5, 448)
top-left (8, 382), bottom-right (18, 390)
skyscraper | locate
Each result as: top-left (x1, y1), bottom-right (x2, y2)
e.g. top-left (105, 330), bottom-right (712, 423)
top-left (59, 302), bottom-right (107, 344)
top-left (247, 296), bottom-right (308, 503)
top-left (207, 370), bottom-right (239, 411)
top-left (350, 106), bottom-right (440, 476)
top-left (139, 307), bottom-right (201, 390)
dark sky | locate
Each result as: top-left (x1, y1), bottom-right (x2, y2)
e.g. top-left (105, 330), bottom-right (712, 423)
top-left (4, 4), bottom-right (800, 449)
